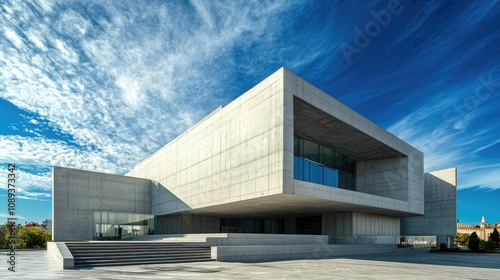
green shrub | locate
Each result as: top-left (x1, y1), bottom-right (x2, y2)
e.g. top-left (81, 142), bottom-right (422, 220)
top-left (468, 232), bottom-right (480, 252)
top-left (0, 230), bottom-right (7, 249)
top-left (439, 243), bottom-right (447, 250)
top-left (480, 240), bottom-right (498, 252)
top-left (17, 225), bottom-right (49, 248)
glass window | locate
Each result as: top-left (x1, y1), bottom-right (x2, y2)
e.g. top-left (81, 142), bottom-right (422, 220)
top-left (294, 135), bottom-right (300, 156)
top-left (338, 172), bottom-right (347, 189)
top-left (93, 211), bottom-right (155, 240)
top-left (303, 139), bottom-right (319, 162)
top-left (294, 156), bottom-right (304, 180)
top-left (293, 135), bottom-right (355, 190)
top-left (331, 169), bottom-right (339, 188)
top-left (334, 151), bottom-right (344, 171)
top-left (347, 158), bottom-right (355, 174)
top-left (303, 160), bottom-right (311, 181)
top-left (324, 168), bottom-right (333, 187)
top-left (318, 146), bottom-right (324, 165)
top-left (310, 161), bottom-right (321, 184)
top-left (323, 147), bottom-right (333, 168)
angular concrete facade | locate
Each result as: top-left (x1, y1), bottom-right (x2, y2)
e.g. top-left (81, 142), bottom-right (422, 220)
top-left (401, 167), bottom-right (457, 245)
top-left (52, 68), bottom-right (456, 245)
top-left (52, 167), bottom-right (151, 241)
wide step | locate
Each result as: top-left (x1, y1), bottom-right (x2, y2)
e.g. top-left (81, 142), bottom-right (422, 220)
top-left (66, 242), bottom-right (213, 268)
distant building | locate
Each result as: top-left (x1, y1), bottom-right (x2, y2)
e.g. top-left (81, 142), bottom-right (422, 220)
top-left (457, 216), bottom-right (500, 240)
top-left (41, 219), bottom-right (52, 232)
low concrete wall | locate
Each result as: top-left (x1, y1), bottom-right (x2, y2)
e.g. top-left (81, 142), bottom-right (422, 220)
top-left (160, 233), bottom-right (329, 246)
top-left (212, 244), bottom-right (395, 262)
top-left (207, 233), bottom-right (328, 246)
top-left (331, 235), bottom-right (398, 245)
top-left (47, 242), bottom-right (74, 269)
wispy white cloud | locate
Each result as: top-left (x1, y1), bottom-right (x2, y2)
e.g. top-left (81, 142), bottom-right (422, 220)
top-left (0, 212), bottom-right (27, 220)
top-left (388, 71), bottom-right (500, 189)
top-left (4, 28), bottom-right (24, 49)
top-left (0, 135), bottom-right (119, 173)
top-left (0, 168), bottom-right (51, 194)
top-left (0, 0), bottom-right (314, 203)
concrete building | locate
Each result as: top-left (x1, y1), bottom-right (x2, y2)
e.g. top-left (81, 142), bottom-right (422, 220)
top-left (41, 219), bottom-right (52, 232)
top-left (52, 68), bottom-right (456, 253)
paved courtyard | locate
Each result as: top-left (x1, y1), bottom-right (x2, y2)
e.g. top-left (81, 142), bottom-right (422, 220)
top-left (2, 249), bottom-right (499, 280)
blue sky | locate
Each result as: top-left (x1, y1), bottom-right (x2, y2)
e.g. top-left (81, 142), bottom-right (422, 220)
top-left (0, 0), bottom-right (499, 226)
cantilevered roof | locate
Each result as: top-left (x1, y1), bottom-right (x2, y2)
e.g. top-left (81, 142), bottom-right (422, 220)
top-left (293, 97), bottom-right (406, 161)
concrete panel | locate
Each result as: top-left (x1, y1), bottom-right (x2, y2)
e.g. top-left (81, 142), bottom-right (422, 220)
top-left (212, 244), bottom-right (395, 262)
top-left (156, 215), bottom-right (221, 234)
top-left (322, 211), bottom-right (399, 244)
top-left (127, 69), bottom-right (286, 215)
top-left (401, 167), bottom-right (457, 237)
top-left (47, 242), bottom-right (74, 269)
top-left (356, 157), bottom-right (408, 200)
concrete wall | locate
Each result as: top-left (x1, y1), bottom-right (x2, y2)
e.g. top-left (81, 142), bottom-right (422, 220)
top-left (401, 167), bottom-right (457, 241)
top-left (356, 157), bottom-right (409, 200)
top-left (156, 215), bottom-right (221, 234)
top-left (213, 244), bottom-right (395, 262)
top-left (322, 212), bottom-right (399, 244)
top-left (52, 166), bottom-right (151, 241)
top-left (322, 212), bottom-right (353, 237)
top-left (127, 69), bottom-right (285, 215)
top-left (352, 212), bottom-right (400, 237)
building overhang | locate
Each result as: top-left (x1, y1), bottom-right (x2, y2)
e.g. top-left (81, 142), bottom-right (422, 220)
top-left (162, 184), bottom-right (421, 219)
top-left (293, 97), bottom-right (406, 161)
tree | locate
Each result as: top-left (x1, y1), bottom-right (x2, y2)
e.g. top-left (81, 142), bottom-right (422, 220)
top-left (468, 232), bottom-right (480, 252)
top-left (17, 224), bottom-right (50, 248)
top-left (488, 228), bottom-right (500, 244)
top-left (0, 230), bottom-right (6, 249)
top-left (454, 233), bottom-right (470, 246)
top-left (480, 240), bottom-right (497, 252)
top-left (3, 222), bottom-right (18, 248)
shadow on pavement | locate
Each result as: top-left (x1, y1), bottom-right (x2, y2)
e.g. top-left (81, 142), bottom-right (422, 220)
top-left (343, 249), bottom-right (500, 270)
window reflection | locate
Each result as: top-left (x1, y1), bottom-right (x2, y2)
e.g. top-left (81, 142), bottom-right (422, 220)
top-left (294, 135), bottom-right (355, 190)
top-left (93, 211), bottom-right (155, 240)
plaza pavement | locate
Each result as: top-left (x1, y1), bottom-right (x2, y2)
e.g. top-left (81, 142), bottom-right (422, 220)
top-left (2, 248), bottom-right (499, 280)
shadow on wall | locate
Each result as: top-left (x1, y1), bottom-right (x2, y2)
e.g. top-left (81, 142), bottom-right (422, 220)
top-left (150, 180), bottom-right (192, 215)
top-left (400, 168), bottom-right (457, 239)
top-left (151, 181), bottom-right (222, 234)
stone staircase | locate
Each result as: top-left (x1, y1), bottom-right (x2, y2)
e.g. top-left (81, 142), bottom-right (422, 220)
top-left (65, 242), bottom-right (213, 267)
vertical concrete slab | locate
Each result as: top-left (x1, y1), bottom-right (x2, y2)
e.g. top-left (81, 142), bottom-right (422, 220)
top-left (401, 167), bottom-right (457, 239)
top-left (127, 68), bottom-right (287, 215)
top-left (52, 166), bottom-right (151, 241)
